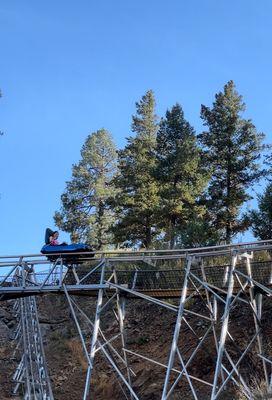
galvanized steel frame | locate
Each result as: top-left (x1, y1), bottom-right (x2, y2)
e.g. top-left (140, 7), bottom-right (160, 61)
top-left (1, 240), bottom-right (272, 398)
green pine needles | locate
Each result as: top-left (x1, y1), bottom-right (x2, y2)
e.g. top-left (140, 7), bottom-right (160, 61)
top-left (55, 82), bottom-right (268, 249)
top-left (199, 81), bottom-right (266, 243)
top-left (54, 129), bottom-right (117, 250)
top-left (111, 90), bottom-right (159, 248)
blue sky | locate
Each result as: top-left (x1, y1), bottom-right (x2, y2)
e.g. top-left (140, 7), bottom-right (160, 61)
top-left (0, 0), bottom-right (271, 254)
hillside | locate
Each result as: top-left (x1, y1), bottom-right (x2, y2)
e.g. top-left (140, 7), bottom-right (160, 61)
top-left (1, 291), bottom-right (272, 400)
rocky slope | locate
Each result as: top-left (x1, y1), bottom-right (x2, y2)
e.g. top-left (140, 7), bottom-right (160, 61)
top-left (1, 293), bottom-right (272, 399)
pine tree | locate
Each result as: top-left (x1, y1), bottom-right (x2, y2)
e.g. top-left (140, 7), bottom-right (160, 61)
top-left (199, 81), bottom-right (266, 243)
top-left (155, 103), bottom-right (208, 248)
top-left (176, 220), bottom-right (221, 248)
top-left (54, 129), bottom-right (117, 250)
top-left (112, 90), bottom-right (159, 248)
top-left (249, 183), bottom-right (272, 240)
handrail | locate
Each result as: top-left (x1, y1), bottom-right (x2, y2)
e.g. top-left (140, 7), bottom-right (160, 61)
top-left (0, 238), bottom-right (272, 260)
top-left (0, 240), bottom-right (271, 268)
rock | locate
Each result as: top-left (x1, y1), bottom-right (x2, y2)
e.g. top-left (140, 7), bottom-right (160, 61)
top-left (40, 324), bottom-right (52, 338)
top-left (0, 320), bottom-right (10, 342)
top-left (133, 367), bottom-right (152, 389)
top-left (0, 308), bottom-right (13, 322)
top-left (143, 382), bottom-right (160, 397)
top-left (6, 320), bottom-right (15, 328)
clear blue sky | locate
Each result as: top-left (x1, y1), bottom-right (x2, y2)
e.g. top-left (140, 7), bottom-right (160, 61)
top-left (0, 0), bottom-right (271, 255)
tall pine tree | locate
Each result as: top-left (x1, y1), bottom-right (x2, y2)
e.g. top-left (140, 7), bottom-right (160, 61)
top-left (112, 90), bottom-right (159, 248)
top-left (156, 103), bottom-right (208, 248)
top-left (54, 129), bottom-right (117, 250)
top-left (199, 81), bottom-right (266, 243)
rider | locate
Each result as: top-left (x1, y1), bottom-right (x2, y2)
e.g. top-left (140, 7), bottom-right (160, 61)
top-left (49, 231), bottom-right (67, 246)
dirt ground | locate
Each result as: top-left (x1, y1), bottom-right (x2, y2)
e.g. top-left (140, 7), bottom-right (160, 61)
top-left (1, 293), bottom-right (272, 399)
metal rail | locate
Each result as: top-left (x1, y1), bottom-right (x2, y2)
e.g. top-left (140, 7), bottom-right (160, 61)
top-left (0, 237), bottom-right (272, 260)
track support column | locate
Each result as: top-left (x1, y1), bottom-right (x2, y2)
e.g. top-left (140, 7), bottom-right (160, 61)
top-left (161, 255), bottom-right (193, 400)
top-left (83, 259), bottom-right (106, 400)
top-left (211, 251), bottom-right (237, 400)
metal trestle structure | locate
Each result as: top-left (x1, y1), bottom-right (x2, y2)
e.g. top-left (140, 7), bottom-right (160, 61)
top-left (1, 240), bottom-right (272, 398)
top-left (12, 269), bottom-right (54, 400)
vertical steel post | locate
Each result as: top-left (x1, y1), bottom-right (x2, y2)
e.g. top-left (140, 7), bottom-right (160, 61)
top-left (113, 267), bottom-right (133, 398)
top-left (245, 254), bottom-right (269, 388)
top-left (200, 260), bottom-right (225, 387)
top-left (161, 256), bottom-right (193, 400)
top-left (83, 259), bottom-right (106, 400)
top-left (211, 251), bottom-right (237, 400)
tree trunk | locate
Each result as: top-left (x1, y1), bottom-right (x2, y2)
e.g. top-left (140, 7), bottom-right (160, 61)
top-left (169, 216), bottom-right (176, 249)
top-left (144, 216), bottom-right (152, 249)
top-left (226, 138), bottom-right (232, 244)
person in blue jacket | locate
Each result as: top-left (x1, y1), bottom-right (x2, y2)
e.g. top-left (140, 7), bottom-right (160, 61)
top-left (41, 228), bottom-right (92, 256)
